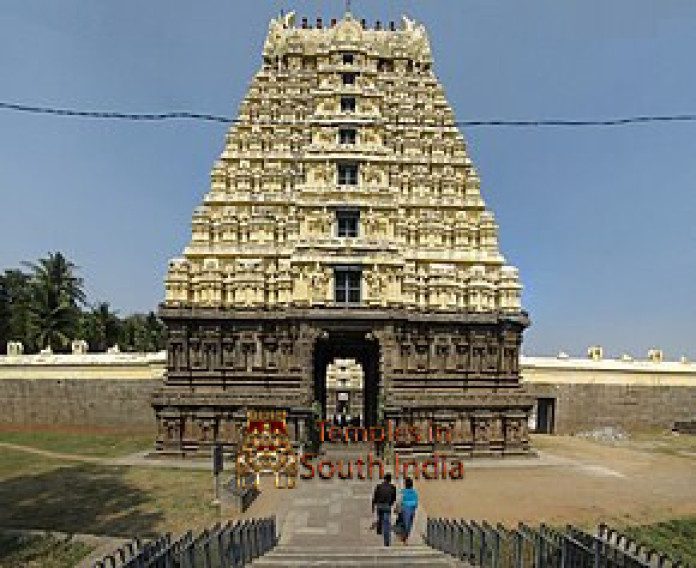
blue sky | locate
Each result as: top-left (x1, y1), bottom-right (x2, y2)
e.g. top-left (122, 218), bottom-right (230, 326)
top-left (1, 1), bottom-right (695, 358)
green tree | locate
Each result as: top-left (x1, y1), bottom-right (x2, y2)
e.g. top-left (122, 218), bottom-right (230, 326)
top-left (80, 302), bottom-right (121, 352)
top-left (23, 252), bottom-right (86, 308)
top-left (144, 311), bottom-right (166, 351)
top-left (24, 252), bottom-right (85, 351)
top-left (119, 312), bottom-right (166, 352)
top-left (0, 270), bottom-right (33, 351)
top-left (27, 284), bottom-right (77, 351)
top-left (0, 275), bottom-right (9, 352)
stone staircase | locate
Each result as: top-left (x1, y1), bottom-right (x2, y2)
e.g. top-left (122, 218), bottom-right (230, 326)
top-left (259, 458), bottom-right (469, 567)
top-left (251, 544), bottom-right (468, 567)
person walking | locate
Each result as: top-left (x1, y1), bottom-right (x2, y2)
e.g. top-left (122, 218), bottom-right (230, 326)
top-left (398, 477), bottom-right (419, 545)
top-left (371, 472), bottom-right (396, 546)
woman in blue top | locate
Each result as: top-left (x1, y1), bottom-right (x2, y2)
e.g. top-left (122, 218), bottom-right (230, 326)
top-left (399, 477), bottom-right (419, 544)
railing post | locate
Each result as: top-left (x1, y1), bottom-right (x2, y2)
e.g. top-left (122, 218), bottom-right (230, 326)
top-left (594, 537), bottom-right (602, 568)
top-left (229, 522), bottom-right (242, 568)
top-left (469, 523), bottom-right (475, 564)
top-left (187, 536), bottom-right (196, 568)
top-left (217, 528), bottom-right (226, 568)
top-left (251, 520), bottom-right (260, 560)
top-left (453, 520), bottom-right (459, 557)
top-left (493, 528), bottom-right (500, 568)
top-left (436, 519), bottom-right (444, 551)
top-left (265, 518), bottom-right (273, 551)
top-left (456, 521), bottom-right (464, 560)
top-left (261, 519), bottom-right (269, 553)
top-left (514, 531), bottom-right (523, 568)
top-left (256, 520), bottom-right (264, 558)
top-left (244, 522), bottom-right (253, 564)
top-left (560, 536), bottom-right (568, 568)
top-left (202, 539), bottom-right (211, 568)
top-left (447, 520), bottom-right (455, 557)
top-left (534, 532), bottom-right (543, 568)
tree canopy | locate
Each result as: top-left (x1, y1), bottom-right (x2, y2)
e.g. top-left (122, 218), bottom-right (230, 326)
top-left (0, 252), bottom-right (165, 354)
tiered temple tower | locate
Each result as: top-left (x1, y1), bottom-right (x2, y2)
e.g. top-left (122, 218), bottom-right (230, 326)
top-left (153, 12), bottom-right (532, 457)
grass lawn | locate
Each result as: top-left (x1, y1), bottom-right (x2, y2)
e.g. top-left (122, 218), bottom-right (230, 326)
top-left (0, 531), bottom-right (93, 568)
top-left (0, 429), bottom-right (694, 563)
top-left (0, 448), bottom-right (64, 480)
top-left (0, 429), bottom-right (153, 458)
top-left (622, 517), bottom-right (696, 565)
top-left (0, 447), bottom-right (225, 537)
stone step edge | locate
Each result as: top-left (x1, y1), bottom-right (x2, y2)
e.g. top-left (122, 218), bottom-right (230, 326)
top-left (252, 561), bottom-right (461, 567)
top-left (264, 545), bottom-right (443, 556)
top-left (264, 551), bottom-right (444, 557)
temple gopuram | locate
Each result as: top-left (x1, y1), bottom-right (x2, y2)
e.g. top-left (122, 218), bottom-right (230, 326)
top-left (152, 12), bottom-right (532, 457)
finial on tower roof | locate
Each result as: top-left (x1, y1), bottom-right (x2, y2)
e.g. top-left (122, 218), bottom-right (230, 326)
top-left (346, 0), bottom-right (352, 14)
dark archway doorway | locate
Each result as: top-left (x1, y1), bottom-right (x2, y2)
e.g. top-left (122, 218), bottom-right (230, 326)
top-left (313, 332), bottom-right (380, 428)
top-left (325, 358), bottom-right (364, 424)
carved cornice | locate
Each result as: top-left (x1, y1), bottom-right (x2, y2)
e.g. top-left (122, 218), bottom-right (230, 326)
top-left (158, 305), bottom-right (530, 328)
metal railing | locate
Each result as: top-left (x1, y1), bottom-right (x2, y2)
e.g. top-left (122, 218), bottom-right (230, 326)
top-left (425, 519), bottom-right (690, 568)
top-left (94, 516), bottom-right (277, 568)
top-left (226, 472), bottom-right (260, 513)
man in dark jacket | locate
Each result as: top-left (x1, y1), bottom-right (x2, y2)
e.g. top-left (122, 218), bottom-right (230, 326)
top-left (372, 472), bottom-right (397, 546)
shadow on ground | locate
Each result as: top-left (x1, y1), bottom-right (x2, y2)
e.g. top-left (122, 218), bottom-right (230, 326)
top-left (0, 464), bottom-right (163, 537)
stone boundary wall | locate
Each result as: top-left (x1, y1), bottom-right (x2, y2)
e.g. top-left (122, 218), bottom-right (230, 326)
top-left (0, 352), bottom-right (695, 432)
top-left (522, 355), bottom-right (696, 433)
top-left (0, 352), bottom-right (164, 430)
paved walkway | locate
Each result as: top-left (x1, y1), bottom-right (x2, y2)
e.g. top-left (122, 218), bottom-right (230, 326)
top-left (274, 446), bottom-right (428, 548)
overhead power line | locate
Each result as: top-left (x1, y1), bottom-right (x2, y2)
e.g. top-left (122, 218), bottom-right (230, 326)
top-left (1, 100), bottom-right (696, 128)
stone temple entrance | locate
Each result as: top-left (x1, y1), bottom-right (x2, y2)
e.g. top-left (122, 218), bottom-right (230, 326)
top-left (324, 358), bottom-right (365, 424)
top-left (313, 332), bottom-right (379, 428)
top-left (151, 12), bottom-right (534, 458)
top-left (152, 310), bottom-right (531, 457)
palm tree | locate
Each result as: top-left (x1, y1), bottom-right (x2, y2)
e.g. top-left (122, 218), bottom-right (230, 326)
top-left (27, 284), bottom-right (76, 351)
top-left (23, 252), bottom-right (86, 308)
top-left (24, 252), bottom-right (85, 351)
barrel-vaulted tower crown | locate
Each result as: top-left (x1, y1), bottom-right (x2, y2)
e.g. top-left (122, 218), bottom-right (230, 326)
top-left (164, 12), bottom-right (523, 314)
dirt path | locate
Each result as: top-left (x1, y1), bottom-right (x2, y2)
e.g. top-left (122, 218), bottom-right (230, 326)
top-left (0, 441), bottom-right (106, 463)
top-left (0, 442), bottom-right (209, 469)
top-left (418, 436), bottom-right (696, 527)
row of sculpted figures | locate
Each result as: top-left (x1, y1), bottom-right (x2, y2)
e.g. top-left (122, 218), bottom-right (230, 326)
top-left (155, 407), bottom-right (311, 454)
top-left (154, 406), bottom-right (530, 457)
top-left (165, 321), bottom-right (314, 378)
top-left (165, 320), bottom-right (523, 380)
top-left (388, 409), bottom-right (531, 455)
top-left (386, 323), bottom-right (523, 380)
